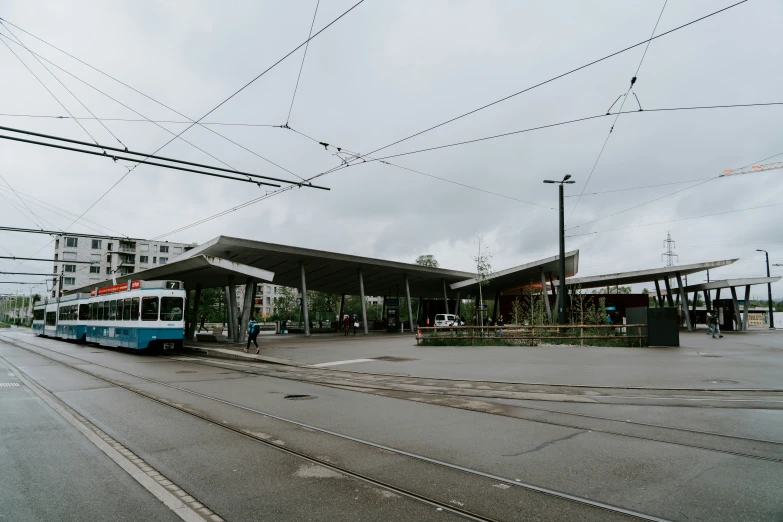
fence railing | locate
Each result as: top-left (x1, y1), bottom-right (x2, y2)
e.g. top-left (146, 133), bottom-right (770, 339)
top-left (416, 323), bottom-right (648, 347)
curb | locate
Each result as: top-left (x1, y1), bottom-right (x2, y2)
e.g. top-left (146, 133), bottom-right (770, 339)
top-left (177, 345), bottom-right (302, 367)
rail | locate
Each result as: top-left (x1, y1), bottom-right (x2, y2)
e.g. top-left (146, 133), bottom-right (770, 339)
top-left (416, 323), bottom-right (648, 347)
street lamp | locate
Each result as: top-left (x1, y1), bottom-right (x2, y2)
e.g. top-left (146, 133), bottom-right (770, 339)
top-left (543, 174), bottom-right (575, 324)
top-left (756, 249), bottom-right (775, 329)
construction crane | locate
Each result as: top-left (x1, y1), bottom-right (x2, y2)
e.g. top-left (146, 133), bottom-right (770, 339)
top-left (719, 161), bottom-right (783, 178)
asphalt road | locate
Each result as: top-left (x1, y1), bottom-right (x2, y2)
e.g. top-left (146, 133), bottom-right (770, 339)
top-left (2, 328), bottom-right (782, 521)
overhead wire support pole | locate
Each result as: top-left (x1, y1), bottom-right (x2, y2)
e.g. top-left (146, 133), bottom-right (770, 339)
top-left (0, 125), bottom-right (329, 189)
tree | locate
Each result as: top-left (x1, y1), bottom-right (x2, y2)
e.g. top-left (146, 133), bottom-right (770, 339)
top-left (473, 234), bottom-right (493, 325)
top-left (642, 288), bottom-right (656, 307)
top-left (415, 255), bottom-right (439, 268)
top-left (272, 286), bottom-right (299, 321)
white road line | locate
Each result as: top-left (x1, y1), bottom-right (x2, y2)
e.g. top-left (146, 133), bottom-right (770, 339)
top-left (0, 355), bottom-right (217, 522)
top-left (309, 359), bottom-right (375, 368)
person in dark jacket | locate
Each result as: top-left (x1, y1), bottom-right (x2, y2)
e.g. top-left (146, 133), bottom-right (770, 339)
top-left (245, 316), bottom-right (260, 354)
top-left (343, 314), bottom-right (350, 336)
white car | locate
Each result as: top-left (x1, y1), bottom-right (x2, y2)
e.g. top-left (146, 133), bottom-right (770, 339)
top-left (434, 314), bottom-right (457, 326)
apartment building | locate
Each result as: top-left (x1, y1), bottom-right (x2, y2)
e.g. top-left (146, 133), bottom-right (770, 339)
top-left (234, 283), bottom-right (297, 319)
top-left (51, 235), bottom-right (196, 297)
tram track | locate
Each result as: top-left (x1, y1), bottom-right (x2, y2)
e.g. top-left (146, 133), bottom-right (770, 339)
top-left (0, 333), bottom-right (669, 522)
top-left (165, 355), bottom-right (783, 464)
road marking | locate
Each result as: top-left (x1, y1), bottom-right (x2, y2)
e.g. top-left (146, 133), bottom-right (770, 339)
top-left (309, 359), bottom-right (375, 368)
top-left (0, 355), bottom-right (219, 522)
top-left (0, 382), bottom-right (21, 387)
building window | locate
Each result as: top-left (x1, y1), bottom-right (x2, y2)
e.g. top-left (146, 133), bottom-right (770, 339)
top-left (63, 277), bottom-right (75, 286)
top-left (139, 255), bottom-right (148, 264)
top-left (159, 257), bottom-right (168, 265)
top-left (53, 266), bottom-right (58, 274)
top-left (65, 237), bottom-right (78, 248)
top-left (91, 239), bottom-right (102, 249)
top-left (90, 266), bottom-right (100, 274)
top-left (54, 253), bottom-right (58, 261)
top-left (153, 256), bottom-right (157, 264)
top-left (63, 252), bottom-right (77, 261)
top-left (64, 264), bottom-right (76, 273)
top-left (159, 245), bottom-right (169, 253)
top-left (107, 243), bottom-right (113, 251)
top-left (106, 254), bottom-right (112, 263)
top-left (106, 267), bottom-right (112, 275)
top-left (140, 244), bottom-right (149, 252)
top-left (173, 246), bottom-right (182, 255)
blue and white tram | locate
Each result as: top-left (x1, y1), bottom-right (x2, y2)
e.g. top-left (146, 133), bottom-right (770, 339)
top-left (33, 280), bottom-right (186, 351)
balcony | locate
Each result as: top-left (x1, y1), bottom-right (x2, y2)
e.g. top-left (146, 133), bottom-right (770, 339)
top-left (119, 240), bottom-right (136, 253)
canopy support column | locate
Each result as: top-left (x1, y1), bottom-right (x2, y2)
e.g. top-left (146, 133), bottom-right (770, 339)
top-left (541, 268), bottom-right (552, 318)
top-left (730, 286), bottom-right (742, 331)
top-left (404, 274), bottom-right (414, 333)
top-left (675, 272), bottom-right (692, 330)
top-left (664, 278), bottom-right (674, 306)
top-left (442, 279), bottom-right (450, 315)
top-left (187, 284), bottom-right (201, 341)
top-left (300, 262), bottom-right (310, 336)
top-left (743, 285), bottom-right (751, 331)
top-left (492, 292), bottom-right (500, 323)
top-left (454, 291), bottom-right (461, 318)
top-left (358, 268), bottom-right (368, 334)
top-left (704, 290), bottom-right (711, 311)
top-left (239, 278), bottom-right (254, 343)
top-left (654, 280), bottom-right (663, 307)
top-left (226, 276), bottom-right (239, 342)
top-left (337, 294), bottom-right (345, 331)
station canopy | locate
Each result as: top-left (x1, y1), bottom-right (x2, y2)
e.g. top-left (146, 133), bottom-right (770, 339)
top-left (683, 276), bottom-right (781, 293)
top-left (562, 259), bottom-right (738, 290)
top-left (450, 250), bottom-right (579, 295)
top-left (71, 254), bottom-right (274, 294)
top-left (176, 236), bottom-right (476, 297)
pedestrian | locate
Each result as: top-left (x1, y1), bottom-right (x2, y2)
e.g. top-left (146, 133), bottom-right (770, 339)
top-left (497, 315), bottom-right (504, 327)
top-left (353, 316), bottom-right (360, 335)
top-left (711, 310), bottom-right (723, 339)
top-left (245, 316), bottom-right (260, 354)
top-left (199, 315), bottom-right (206, 332)
top-left (705, 310), bottom-right (713, 335)
top-left (425, 316), bottom-right (431, 327)
top-left (318, 319), bottom-right (323, 329)
top-left (606, 313), bottom-right (613, 325)
top-left (343, 314), bottom-right (350, 336)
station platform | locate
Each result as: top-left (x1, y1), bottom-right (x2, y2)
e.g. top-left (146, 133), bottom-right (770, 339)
top-left (180, 328), bottom-right (783, 390)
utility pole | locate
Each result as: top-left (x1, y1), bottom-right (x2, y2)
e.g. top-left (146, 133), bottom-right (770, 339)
top-left (757, 250), bottom-right (775, 329)
top-left (543, 175), bottom-right (575, 324)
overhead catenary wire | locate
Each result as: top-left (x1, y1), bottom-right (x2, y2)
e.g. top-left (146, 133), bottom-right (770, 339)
top-left (0, 174), bottom-right (49, 230)
top-left (566, 0), bottom-right (668, 226)
top-left (36, 1), bottom-right (364, 236)
top-left (286, 0), bottom-right (320, 125)
top-left (353, 0), bottom-right (745, 161)
top-left (0, 114), bottom-right (281, 127)
top-left (563, 177), bottom-right (715, 197)
top-left (0, 124), bottom-right (328, 189)
top-left (566, 201), bottom-right (783, 238)
top-left (0, 31), bottom-right (302, 182)
top-left (0, 21), bottom-right (126, 148)
top-left (0, 133), bottom-right (283, 187)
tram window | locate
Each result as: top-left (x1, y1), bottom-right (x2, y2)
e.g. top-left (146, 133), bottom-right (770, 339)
top-left (123, 298), bottom-right (131, 321)
top-left (98, 301), bottom-right (105, 321)
top-left (131, 297), bottom-right (140, 320)
top-left (79, 304), bottom-right (89, 320)
top-left (90, 302), bottom-right (95, 321)
top-left (160, 297), bottom-right (184, 321)
top-left (109, 300), bottom-right (117, 321)
top-left (117, 299), bottom-right (124, 321)
top-left (46, 311), bottom-right (56, 326)
top-left (141, 297), bottom-right (159, 321)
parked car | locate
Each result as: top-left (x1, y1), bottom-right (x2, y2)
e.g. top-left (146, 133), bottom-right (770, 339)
top-left (434, 314), bottom-right (457, 326)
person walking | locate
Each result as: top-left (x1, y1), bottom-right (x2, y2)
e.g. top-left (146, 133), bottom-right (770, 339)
top-left (245, 316), bottom-right (260, 353)
top-left (198, 315), bottom-right (206, 333)
top-left (353, 316), bottom-right (360, 335)
top-left (705, 310), bottom-right (713, 336)
top-left (711, 310), bottom-right (723, 339)
top-left (343, 314), bottom-right (350, 336)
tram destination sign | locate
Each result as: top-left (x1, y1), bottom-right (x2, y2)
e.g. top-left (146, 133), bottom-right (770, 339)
top-left (91, 280), bottom-right (141, 296)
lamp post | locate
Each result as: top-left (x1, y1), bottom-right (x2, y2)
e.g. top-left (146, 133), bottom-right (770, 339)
top-left (543, 175), bottom-right (575, 324)
top-left (757, 250), bottom-right (775, 329)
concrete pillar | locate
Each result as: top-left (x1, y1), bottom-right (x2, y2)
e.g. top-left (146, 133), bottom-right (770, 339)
top-left (187, 284), bottom-right (202, 341)
top-left (454, 291), bottom-right (461, 318)
top-left (300, 262), bottom-right (310, 336)
top-left (716, 289), bottom-right (721, 302)
top-left (337, 294), bottom-right (345, 331)
top-left (743, 285), bottom-right (751, 331)
top-left (404, 275), bottom-right (414, 333)
top-left (654, 280), bottom-right (663, 307)
top-left (492, 292), bottom-right (500, 322)
top-left (541, 268), bottom-right (552, 318)
top-left (442, 279), bottom-right (449, 315)
top-left (730, 286), bottom-right (741, 331)
top-left (381, 296), bottom-right (387, 321)
top-left (675, 272), bottom-right (692, 330)
top-left (704, 290), bottom-right (711, 311)
top-left (358, 268), bottom-right (368, 334)
top-left (228, 277), bottom-right (240, 342)
top-left (664, 278), bottom-right (674, 306)
top-left (417, 297), bottom-right (423, 326)
top-left (239, 278), bottom-right (254, 343)
top-left (549, 272), bottom-right (557, 300)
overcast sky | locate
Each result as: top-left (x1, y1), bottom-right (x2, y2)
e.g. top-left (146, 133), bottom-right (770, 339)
top-left (1, 0), bottom-right (782, 299)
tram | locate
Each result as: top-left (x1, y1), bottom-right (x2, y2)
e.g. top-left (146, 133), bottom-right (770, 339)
top-left (32, 280), bottom-right (186, 351)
